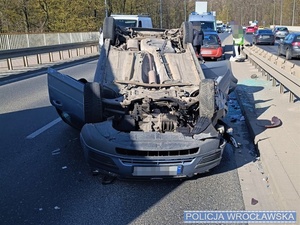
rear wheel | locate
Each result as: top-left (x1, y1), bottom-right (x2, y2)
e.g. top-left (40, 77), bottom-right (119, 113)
top-left (286, 48), bottom-right (292, 60)
top-left (182, 21), bottom-right (193, 49)
top-left (103, 17), bottom-right (116, 45)
top-left (199, 79), bottom-right (215, 119)
top-left (277, 47), bottom-right (282, 56)
top-left (84, 82), bottom-right (103, 123)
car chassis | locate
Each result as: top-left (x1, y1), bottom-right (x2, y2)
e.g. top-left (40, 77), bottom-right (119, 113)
top-left (47, 18), bottom-right (237, 179)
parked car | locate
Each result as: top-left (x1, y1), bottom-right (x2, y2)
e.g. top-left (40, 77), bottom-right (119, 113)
top-left (252, 29), bottom-right (275, 45)
top-left (245, 26), bottom-right (257, 34)
top-left (47, 18), bottom-right (238, 179)
top-left (201, 31), bottom-right (223, 60)
top-left (277, 32), bottom-right (300, 60)
top-left (273, 26), bottom-right (289, 39)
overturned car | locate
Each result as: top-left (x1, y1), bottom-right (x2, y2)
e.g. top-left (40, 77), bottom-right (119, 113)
top-left (48, 18), bottom-right (237, 179)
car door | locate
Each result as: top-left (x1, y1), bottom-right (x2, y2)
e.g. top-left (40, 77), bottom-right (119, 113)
top-left (279, 34), bottom-right (289, 54)
top-left (47, 68), bottom-right (103, 130)
top-left (48, 68), bottom-right (85, 129)
top-left (283, 34), bottom-right (293, 50)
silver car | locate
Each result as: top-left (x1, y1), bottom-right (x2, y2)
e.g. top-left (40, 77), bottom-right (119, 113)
top-left (273, 26), bottom-right (289, 39)
top-left (47, 18), bottom-right (237, 179)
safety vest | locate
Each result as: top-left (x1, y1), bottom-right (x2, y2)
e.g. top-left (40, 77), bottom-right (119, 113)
top-left (233, 36), bottom-right (244, 45)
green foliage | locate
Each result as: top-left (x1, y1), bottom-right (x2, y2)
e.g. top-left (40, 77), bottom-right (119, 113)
top-left (0, 0), bottom-right (299, 33)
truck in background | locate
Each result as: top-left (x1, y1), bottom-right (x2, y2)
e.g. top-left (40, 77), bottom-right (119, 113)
top-left (111, 14), bottom-right (153, 28)
top-left (99, 14), bottom-right (153, 48)
top-left (189, 1), bottom-right (216, 31)
top-left (188, 12), bottom-right (216, 31)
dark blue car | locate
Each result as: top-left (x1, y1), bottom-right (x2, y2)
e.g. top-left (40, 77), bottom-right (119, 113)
top-left (278, 32), bottom-right (300, 60)
top-left (252, 29), bottom-right (275, 45)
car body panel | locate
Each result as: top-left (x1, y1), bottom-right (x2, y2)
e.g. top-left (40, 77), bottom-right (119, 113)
top-left (48, 68), bottom-right (85, 125)
top-left (48, 20), bottom-right (237, 179)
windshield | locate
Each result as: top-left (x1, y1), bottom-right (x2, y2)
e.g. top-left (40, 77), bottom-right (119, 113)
top-left (276, 27), bottom-right (288, 31)
top-left (203, 34), bottom-right (219, 45)
top-left (115, 19), bottom-right (137, 28)
top-left (191, 21), bottom-right (215, 30)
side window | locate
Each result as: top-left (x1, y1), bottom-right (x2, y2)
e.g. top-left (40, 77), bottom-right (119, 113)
top-left (284, 34), bottom-right (290, 41)
top-left (138, 20), bottom-right (142, 27)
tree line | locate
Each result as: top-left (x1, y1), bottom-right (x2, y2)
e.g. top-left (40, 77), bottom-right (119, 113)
top-left (0, 0), bottom-right (299, 33)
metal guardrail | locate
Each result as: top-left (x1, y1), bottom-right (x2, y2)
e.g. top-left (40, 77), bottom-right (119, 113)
top-left (0, 41), bottom-right (99, 70)
top-left (0, 32), bottom-right (99, 50)
top-left (243, 45), bottom-right (300, 102)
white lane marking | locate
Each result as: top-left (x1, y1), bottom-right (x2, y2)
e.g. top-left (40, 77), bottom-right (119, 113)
top-left (26, 117), bottom-right (62, 139)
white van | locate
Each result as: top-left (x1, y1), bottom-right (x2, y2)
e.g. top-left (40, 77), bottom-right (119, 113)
top-left (188, 12), bottom-right (216, 31)
top-left (99, 14), bottom-right (153, 48)
top-left (111, 14), bottom-right (153, 28)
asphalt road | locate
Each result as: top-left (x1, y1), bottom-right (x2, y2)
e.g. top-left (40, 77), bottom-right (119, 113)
top-left (0, 60), bottom-right (248, 225)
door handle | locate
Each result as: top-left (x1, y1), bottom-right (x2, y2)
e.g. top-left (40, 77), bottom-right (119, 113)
top-left (52, 100), bottom-right (62, 107)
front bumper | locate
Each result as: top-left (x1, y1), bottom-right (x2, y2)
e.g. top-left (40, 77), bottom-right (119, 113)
top-left (80, 121), bottom-right (226, 179)
top-left (201, 47), bottom-right (223, 59)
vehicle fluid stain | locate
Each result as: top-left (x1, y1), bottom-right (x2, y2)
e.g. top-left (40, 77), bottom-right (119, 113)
top-left (239, 78), bottom-right (269, 87)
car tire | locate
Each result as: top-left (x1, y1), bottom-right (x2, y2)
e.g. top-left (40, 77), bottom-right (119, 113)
top-left (103, 17), bottom-right (116, 45)
top-left (84, 82), bottom-right (103, 123)
top-left (182, 21), bottom-right (193, 49)
top-left (286, 48), bottom-right (292, 60)
top-left (277, 47), bottom-right (282, 56)
top-left (199, 79), bottom-right (215, 120)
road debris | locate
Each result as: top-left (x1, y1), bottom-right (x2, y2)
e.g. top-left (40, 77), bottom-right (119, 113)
top-left (251, 74), bottom-right (258, 79)
top-left (251, 198), bottom-right (258, 205)
top-left (54, 206), bottom-right (60, 210)
top-left (52, 148), bottom-right (60, 155)
top-left (265, 116), bottom-right (282, 128)
top-left (62, 166), bottom-right (67, 170)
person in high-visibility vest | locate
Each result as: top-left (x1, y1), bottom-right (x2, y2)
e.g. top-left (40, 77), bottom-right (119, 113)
top-left (231, 21), bottom-right (244, 58)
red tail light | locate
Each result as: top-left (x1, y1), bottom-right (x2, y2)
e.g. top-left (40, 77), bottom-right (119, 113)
top-left (292, 42), bottom-right (300, 46)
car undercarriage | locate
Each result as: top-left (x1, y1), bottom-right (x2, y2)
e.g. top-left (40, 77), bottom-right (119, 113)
top-left (47, 17), bottom-right (237, 179)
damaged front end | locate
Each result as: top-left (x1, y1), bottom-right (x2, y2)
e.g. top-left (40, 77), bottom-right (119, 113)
top-left (48, 18), bottom-right (237, 179)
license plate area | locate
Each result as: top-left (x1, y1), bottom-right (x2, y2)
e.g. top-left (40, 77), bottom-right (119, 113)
top-left (132, 166), bottom-right (182, 176)
top-left (201, 50), bottom-right (212, 54)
